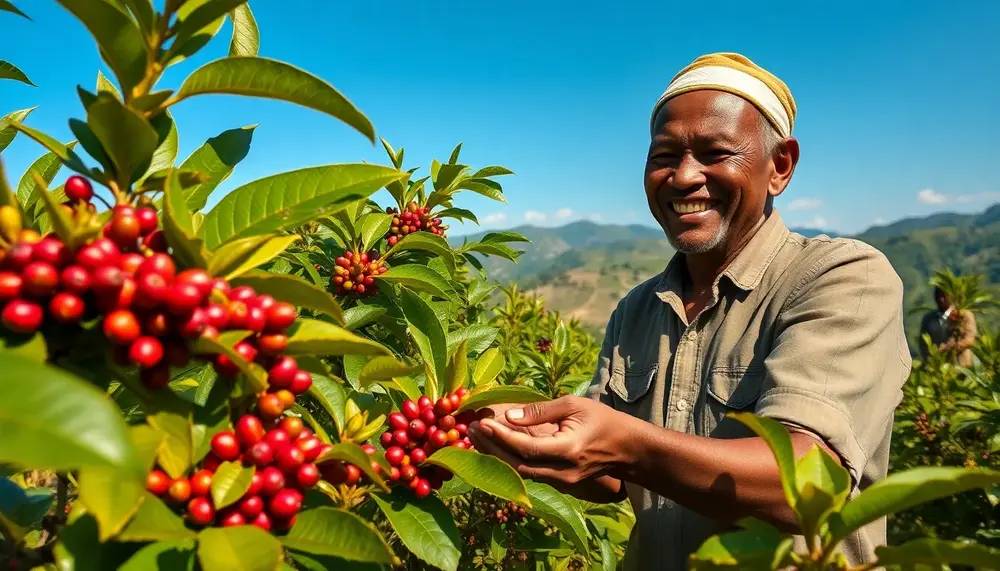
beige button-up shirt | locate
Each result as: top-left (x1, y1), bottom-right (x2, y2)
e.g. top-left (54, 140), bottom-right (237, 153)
top-left (588, 211), bottom-right (912, 571)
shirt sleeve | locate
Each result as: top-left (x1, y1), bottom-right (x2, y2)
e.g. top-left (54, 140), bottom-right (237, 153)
top-left (588, 307), bottom-right (620, 409)
top-left (754, 241), bottom-right (912, 488)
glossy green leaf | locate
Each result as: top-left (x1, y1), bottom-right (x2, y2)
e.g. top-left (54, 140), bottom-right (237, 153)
top-left (434, 207), bottom-right (477, 224)
top-left (172, 0), bottom-right (248, 53)
top-left (793, 444), bottom-right (850, 535)
top-left (447, 324), bottom-right (498, 357)
top-left (0, 352), bottom-right (140, 476)
top-left (120, 0), bottom-right (154, 34)
top-left (524, 480), bottom-right (590, 553)
top-left (119, 539), bottom-right (197, 571)
top-left (118, 492), bottom-right (195, 542)
top-left (343, 304), bottom-right (387, 331)
top-left (229, 270), bottom-right (344, 324)
top-left (164, 0), bottom-right (227, 67)
top-left (425, 447), bottom-right (530, 506)
top-left (687, 529), bottom-right (787, 570)
top-left (54, 0), bottom-right (146, 93)
top-left (147, 412), bottom-right (194, 479)
top-left (386, 231), bottom-right (456, 272)
top-left (0, 330), bottom-right (46, 364)
top-left (201, 164), bottom-right (403, 248)
top-left (308, 374), bottom-right (348, 436)
top-left (455, 385), bottom-right (549, 413)
top-left (180, 124), bottom-right (256, 212)
top-left (211, 461), bottom-right (255, 510)
top-left (0, 60), bottom-right (33, 86)
top-left (173, 57), bottom-right (375, 141)
top-left (371, 490), bottom-right (461, 571)
top-left (358, 212), bottom-right (393, 252)
top-left (0, 480), bottom-right (52, 529)
top-left (875, 538), bottom-right (1000, 568)
top-left (284, 318), bottom-right (390, 357)
top-left (831, 467), bottom-right (1000, 541)
top-left (0, 107), bottom-right (35, 152)
top-left (163, 169), bottom-right (209, 269)
top-left (281, 507), bottom-right (395, 563)
top-left (87, 95), bottom-right (158, 185)
top-left (376, 264), bottom-right (457, 301)
top-left (316, 443), bottom-right (388, 492)
top-left (77, 466), bottom-right (145, 540)
top-left (729, 413), bottom-right (798, 512)
top-left (142, 116), bottom-right (179, 182)
top-left (444, 341), bottom-right (468, 395)
top-left (358, 356), bottom-right (422, 383)
top-left (16, 143), bottom-right (75, 215)
top-left (207, 234), bottom-right (301, 280)
top-left (191, 377), bottom-right (230, 463)
top-left (7, 120), bottom-right (92, 178)
top-left (228, 3), bottom-right (259, 56)
top-left (291, 551), bottom-right (388, 571)
top-left (397, 288), bottom-right (448, 400)
top-left (189, 329), bottom-right (267, 392)
top-left (96, 69), bottom-right (120, 99)
top-left (472, 348), bottom-right (504, 387)
top-left (0, 1), bottom-right (29, 19)
top-left (53, 513), bottom-right (139, 571)
top-left (198, 525), bottom-right (284, 571)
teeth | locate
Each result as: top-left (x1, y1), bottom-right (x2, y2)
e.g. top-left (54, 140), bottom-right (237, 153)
top-left (672, 201), bottom-right (712, 214)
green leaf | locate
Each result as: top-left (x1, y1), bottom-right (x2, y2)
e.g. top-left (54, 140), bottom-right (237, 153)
top-left (164, 0), bottom-right (228, 67)
top-left (444, 341), bottom-right (468, 395)
top-left (207, 234), bottom-right (301, 280)
top-left (447, 324), bottom-right (498, 357)
top-left (290, 551), bottom-right (388, 571)
top-left (358, 356), bottom-right (423, 400)
top-left (0, 60), bottom-right (33, 86)
top-left (875, 538), bottom-right (1000, 568)
top-left (308, 374), bottom-right (348, 436)
top-left (119, 539), bottom-right (197, 571)
top-left (142, 115), bottom-right (179, 182)
top-left (687, 529), bottom-right (787, 570)
top-left (6, 120), bottom-right (92, 177)
top-left (523, 480), bottom-right (590, 553)
top-left (54, 0), bottom-right (147, 94)
top-left (147, 412), bottom-right (194, 479)
top-left (472, 348), bottom-right (504, 387)
top-left (729, 413), bottom-right (798, 513)
top-left (189, 330), bottom-right (267, 392)
top-left (358, 212), bottom-right (393, 252)
top-left (118, 492), bottom-right (195, 542)
top-left (0, 352), bottom-right (141, 476)
top-left (229, 270), bottom-right (344, 324)
top-left (201, 164), bottom-right (404, 249)
top-left (344, 304), bottom-right (387, 331)
top-left (377, 264), bottom-right (457, 301)
top-left (77, 466), bottom-right (145, 540)
top-left (228, 3), bottom-right (259, 56)
top-left (163, 169), bottom-right (209, 269)
top-left (284, 318), bottom-right (390, 357)
top-left (793, 444), bottom-right (850, 536)
top-left (480, 230), bottom-right (530, 244)
top-left (0, 330), bottom-right (47, 362)
top-left (180, 124), bottom-right (256, 212)
top-left (281, 507), bottom-right (395, 563)
top-left (434, 207), bottom-right (478, 224)
top-left (172, 0), bottom-right (248, 54)
top-left (397, 288), bottom-right (448, 400)
top-left (456, 385), bottom-right (549, 413)
top-left (315, 443), bottom-right (388, 492)
top-left (599, 538), bottom-right (616, 571)
top-left (96, 69), bottom-right (120, 99)
top-left (0, 480), bottom-right (52, 529)
top-left (211, 460), bottom-right (255, 510)
top-left (16, 143), bottom-right (76, 216)
top-left (370, 490), bottom-right (461, 571)
top-left (471, 166), bottom-right (514, 178)
top-left (120, 0), bottom-right (154, 35)
top-left (831, 467), bottom-right (1000, 542)
top-left (191, 376), bottom-right (230, 462)
top-left (0, 1), bottom-right (29, 19)
top-left (385, 232), bottom-right (456, 272)
top-left (0, 107), bottom-right (35, 152)
top-left (173, 57), bottom-right (375, 141)
top-left (87, 95), bottom-right (159, 185)
top-left (198, 525), bottom-right (284, 571)
top-left (425, 447), bottom-right (530, 507)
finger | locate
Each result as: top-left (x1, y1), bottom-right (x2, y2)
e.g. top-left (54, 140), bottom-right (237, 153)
top-left (479, 418), bottom-right (573, 461)
top-left (467, 426), bottom-right (527, 468)
top-left (505, 395), bottom-right (577, 427)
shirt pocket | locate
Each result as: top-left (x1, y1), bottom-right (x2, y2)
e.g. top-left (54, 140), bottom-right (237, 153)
top-left (608, 363), bottom-right (658, 419)
top-left (702, 366), bottom-right (765, 436)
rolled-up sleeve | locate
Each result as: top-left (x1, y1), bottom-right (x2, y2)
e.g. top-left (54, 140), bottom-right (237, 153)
top-left (755, 241), bottom-right (911, 488)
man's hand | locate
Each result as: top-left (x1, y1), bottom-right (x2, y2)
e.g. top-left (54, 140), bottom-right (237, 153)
top-left (468, 395), bottom-right (631, 487)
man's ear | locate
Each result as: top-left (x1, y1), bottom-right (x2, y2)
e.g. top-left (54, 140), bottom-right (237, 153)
top-left (768, 137), bottom-right (800, 199)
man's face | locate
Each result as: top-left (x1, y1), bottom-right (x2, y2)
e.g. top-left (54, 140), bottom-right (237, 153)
top-left (935, 291), bottom-right (952, 312)
top-left (644, 90), bottom-right (784, 255)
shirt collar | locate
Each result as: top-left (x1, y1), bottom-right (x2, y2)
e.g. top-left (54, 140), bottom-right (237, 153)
top-left (654, 210), bottom-right (791, 308)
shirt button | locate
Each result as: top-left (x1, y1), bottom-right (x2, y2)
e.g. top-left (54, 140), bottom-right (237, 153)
top-left (676, 399), bottom-right (689, 411)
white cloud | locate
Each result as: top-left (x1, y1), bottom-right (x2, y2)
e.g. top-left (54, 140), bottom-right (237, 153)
top-left (801, 216), bottom-right (827, 229)
top-left (917, 189), bottom-right (948, 204)
top-left (524, 211), bottom-right (547, 222)
top-left (586, 212), bottom-right (604, 222)
top-left (481, 212), bottom-right (507, 224)
top-left (787, 198), bottom-right (823, 211)
top-left (554, 208), bottom-right (573, 218)
top-left (874, 217), bottom-right (886, 225)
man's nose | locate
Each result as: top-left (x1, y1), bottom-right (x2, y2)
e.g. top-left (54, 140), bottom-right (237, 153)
top-left (668, 155), bottom-right (707, 190)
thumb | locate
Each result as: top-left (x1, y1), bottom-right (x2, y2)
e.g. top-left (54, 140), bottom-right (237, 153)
top-left (505, 396), bottom-right (574, 426)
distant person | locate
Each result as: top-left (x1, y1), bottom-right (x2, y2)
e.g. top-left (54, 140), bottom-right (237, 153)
top-left (469, 52), bottom-right (911, 570)
top-left (919, 286), bottom-right (977, 366)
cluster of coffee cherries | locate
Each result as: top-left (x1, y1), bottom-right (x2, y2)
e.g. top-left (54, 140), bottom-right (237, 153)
top-left (145, 415), bottom-right (330, 532)
top-left (319, 443), bottom-right (380, 486)
top-left (484, 500), bottom-right (528, 524)
top-left (384, 202), bottom-right (446, 246)
top-left (535, 337), bottom-right (552, 353)
top-left (379, 388), bottom-right (476, 498)
top-left (330, 250), bottom-right (387, 297)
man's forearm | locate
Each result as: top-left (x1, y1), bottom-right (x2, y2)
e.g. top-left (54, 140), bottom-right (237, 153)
top-left (610, 416), bottom-right (835, 532)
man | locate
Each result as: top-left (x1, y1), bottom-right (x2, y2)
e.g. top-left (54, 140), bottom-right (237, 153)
top-left (919, 286), bottom-right (977, 366)
top-left (468, 52), bottom-right (912, 570)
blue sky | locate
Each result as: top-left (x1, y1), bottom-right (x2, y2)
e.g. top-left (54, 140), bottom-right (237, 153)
top-left (2, 0), bottom-right (999, 236)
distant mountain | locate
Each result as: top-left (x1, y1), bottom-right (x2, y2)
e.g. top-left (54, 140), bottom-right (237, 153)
top-left (458, 206), bottom-right (1000, 348)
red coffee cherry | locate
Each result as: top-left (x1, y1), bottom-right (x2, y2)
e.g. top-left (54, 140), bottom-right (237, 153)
top-left (167, 478), bottom-right (191, 504)
top-left (401, 400), bottom-right (420, 420)
top-left (407, 419), bottom-right (427, 440)
top-left (136, 207), bottom-right (158, 236)
top-left (250, 511), bottom-right (272, 531)
top-left (143, 230), bottom-right (168, 252)
top-left (167, 282), bottom-right (203, 315)
top-left (259, 467), bottom-right (285, 497)
top-left (289, 371), bottom-right (312, 395)
top-left (265, 302), bottom-right (296, 332)
top-left (32, 238), bottom-right (69, 267)
top-left (275, 445), bottom-right (305, 474)
top-left (295, 437), bottom-right (324, 463)
top-left (296, 463), bottom-right (320, 488)
top-left (175, 269), bottom-right (213, 297)
top-left (0, 272), bottom-right (22, 301)
top-left (267, 356), bottom-right (298, 389)
top-left (235, 414), bottom-right (266, 447)
top-left (417, 396), bottom-right (433, 410)
top-left (385, 447), bottom-right (405, 466)
top-left (190, 470), bottom-right (213, 497)
top-left (56, 265), bottom-right (89, 295)
top-left (220, 511), bottom-right (245, 527)
top-left (246, 441), bottom-right (274, 468)
top-left (268, 489), bottom-right (302, 520)
top-left (64, 175), bottom-right (94, 202)
top-left (258, 394), bottom-right (284, 419)
top-left (21, 261), bottom-right (58, 296)
top-left (135, 272), bottom-right (169, 307)
top-left (119, 253), bottom-right (144, 275)
top-left (239, 495), bottom-right (264, 519)
top-left (279, 417), bottom-right (305, 441)
top-left (137, 253), bottom-right (176, 281)
top-left (187, 497), bottom-right (215, 526)
top-left (108, 214), bottom-right (141, 248)
top-left (257, 333), bottom-right (287, 356)
top-left (146, 469), bottom-right (170, 495)
top-left (413, 479), bottom-right (431, 498)
top-left (103, 310), bottom-right (141, 344)
top-left (263, 428), bottom-right (291, 450)
top-left (128, 336), bottom-right (164, 368)
top-left (48, 292), bottom-right (84, 324)
top-left (434, 397), bottom-right (453, 417)
top-left (211, 431), bottom-right (241, 462)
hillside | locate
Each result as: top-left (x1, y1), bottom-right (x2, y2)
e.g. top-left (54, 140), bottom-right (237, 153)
top-left (459, 208), bottom-right (1000, 348)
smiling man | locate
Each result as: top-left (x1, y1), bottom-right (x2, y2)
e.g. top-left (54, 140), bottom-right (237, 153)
top-left (468, 53), bottom-right (912, 570)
